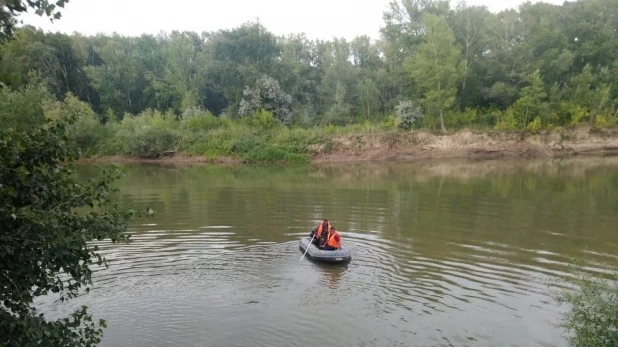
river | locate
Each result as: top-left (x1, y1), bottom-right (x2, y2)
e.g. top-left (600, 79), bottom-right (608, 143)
top-left (38, 157), bottom-right (618, 347)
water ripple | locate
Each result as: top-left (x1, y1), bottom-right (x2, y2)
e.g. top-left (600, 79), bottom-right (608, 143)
top-left (34, 162), bottom-right (618, 347)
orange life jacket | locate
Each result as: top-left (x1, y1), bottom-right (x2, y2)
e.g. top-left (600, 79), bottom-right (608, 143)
top-left (316, 222), bottom-right (332, 239)
top-left (326, 230), bottom-right (341, 249)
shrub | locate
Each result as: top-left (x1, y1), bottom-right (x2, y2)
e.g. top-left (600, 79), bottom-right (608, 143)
top-left (116, 111), bottom-right (180, 158)
top-left (551, 260), bottom-right (618, 347)
top-left (181, 106), bottom-right (221, 131)
top-left (382, 115), bottom-right (398, 130)
top-left (595, 112), bottom-right (618, 128)
top-left (230, 136), bottom-right (262, 154)
top-left (250, 109), bottom-right (280, 130)
top-left (0, 83), bottom-right (52, 131)
top-left (43, 93), bottom-right (103, 154)
top-left (395, 100), bottom-right (424, 130)
top-left (526, 117), bottom-right (542, 133)
top-left (243, 145), bottom-right (308, 163)
top-left (494, 108), bottom-right (518, 130)
top-left (123, 127), bottom-right (179, 158)
top-left (239, 75), bottom-right (292, 125)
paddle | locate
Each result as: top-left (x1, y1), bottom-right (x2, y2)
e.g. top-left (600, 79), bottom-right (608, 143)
top-left (300, 233), bottom-right (316, 261)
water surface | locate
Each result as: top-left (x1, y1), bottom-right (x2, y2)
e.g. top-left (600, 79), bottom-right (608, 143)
top-left (40, 158), bottom-right (618, 347)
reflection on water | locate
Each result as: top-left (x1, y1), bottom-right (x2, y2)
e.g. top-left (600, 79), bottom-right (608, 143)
top-left (37, 157), bottom-right (618, 347)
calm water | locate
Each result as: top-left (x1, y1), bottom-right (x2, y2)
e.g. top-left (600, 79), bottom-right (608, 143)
top-left (38, 158), bottom-right (618, 347)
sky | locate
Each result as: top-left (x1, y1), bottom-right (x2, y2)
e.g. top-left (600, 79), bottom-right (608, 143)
top-left (18, 0), bottom-right (568, 41)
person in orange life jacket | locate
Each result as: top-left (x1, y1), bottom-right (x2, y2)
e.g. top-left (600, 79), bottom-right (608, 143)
top-left (309, 219), bottom-right (332, 247)
top-left (321, 228), bottom-right (342, 251)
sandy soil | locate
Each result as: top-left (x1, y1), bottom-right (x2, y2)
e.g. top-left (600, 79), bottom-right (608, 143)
top-left (78, 153), bottom-right (242, 165)
top-left (311, 127), bottom-right (618, 163)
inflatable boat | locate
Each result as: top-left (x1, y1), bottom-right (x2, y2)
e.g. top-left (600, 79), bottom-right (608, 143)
top-left (298, 237), bottom-right (352, 263)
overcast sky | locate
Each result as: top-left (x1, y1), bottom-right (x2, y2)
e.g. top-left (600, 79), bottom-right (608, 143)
top-left (18, 0), bottom-right (568, 40)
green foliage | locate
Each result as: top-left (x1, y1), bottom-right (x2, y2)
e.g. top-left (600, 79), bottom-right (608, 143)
top-left (382, 115), bottom-right (398, 130)
top-left (3, 1), bottom-right (618, 132)
top-left (43, 93), bottom-right (103, 152)
top-left (230, 136), bottom-right (262, 155)
top-left (551, 260), bottom-right (618, 347)
top-left (2, 0), bottom-right (618, 171)
top-left (511, 70), bottom-right (549, 129)
top-left (458, 108), bottom-right (479, 128)
top-left (323, 81), bottom-right (352, 126)
top-left (249, 109), bottom-right (280, 130)
top-left (181, 107), bottom-right (221, 131)
top-left (0, 114), bottom-right (150, 346)
top-left (394, 100), bottom-right (424, 130)
top-left (243, 145), bottom-right (308, 164)
top-left (239, 75), bottom-right (292, 125)
top-left (595, 112), bottom-right (618, 128)
top-left (526, 117), bottom-right (543, 133)
top-left (1, 0), bottom-right (69, 41)
top-left (494, 108), bottom-right (518, 130)
top-left (116, 110), bottom-right (180, 158)
top-left (0, 81), bottom-right (52, 130)
top-left (404, 13), bottom-right (464, 133)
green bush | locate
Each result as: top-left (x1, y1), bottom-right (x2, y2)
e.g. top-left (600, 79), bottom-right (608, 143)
top-left (122, 126), bottom-right (179, 158)
top-left (270, 127), bottom-right (324, 154)
top-left (551, 260), bottom-right (618, 347)
top-left (230, 136), bottom-right (262, 154)
top-left (595, 113), bottom-right (618, 128)
top-left (42, 93), bottom-right (106, 155)
top-left (249, 109), bottom-right (280, 130)
top-left (446, 108), bottom-right (480, 129)
top-left (395, 100), bottom-right (424, 130)
top-left (494, 108), bottom-right (518, 130)
top-left (0, 83), bottom-right (51, 131)
top-left (116, 111), bottom-right (180, 158)
top-left (181, 107), bottom-right (221, 131)
top-left (243, 145), bottom-right (308, 163)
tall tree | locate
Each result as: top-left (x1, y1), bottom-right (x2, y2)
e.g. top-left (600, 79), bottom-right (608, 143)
top-left (448, 4), bottom-right (490, 108)
top-left (404, 13), bottom-right (463, 133)
top-left (84, 35), bottom-right (146, 117)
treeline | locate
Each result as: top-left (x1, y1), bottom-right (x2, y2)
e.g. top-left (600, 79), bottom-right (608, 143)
top-left (1, 0), bottom-right (618, 134)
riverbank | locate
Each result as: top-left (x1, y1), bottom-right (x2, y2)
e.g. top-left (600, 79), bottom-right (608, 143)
top-left (79, 126), bottom-right (618, 165)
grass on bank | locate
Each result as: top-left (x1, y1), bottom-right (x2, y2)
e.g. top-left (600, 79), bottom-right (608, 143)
top-left (6, 89), bottom-right (618, 163)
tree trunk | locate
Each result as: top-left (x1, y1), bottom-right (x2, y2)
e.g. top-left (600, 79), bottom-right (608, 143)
top-left (61, 65), bottom-right (71, 94)
top-left (440, 109), bottom-right (447, 133)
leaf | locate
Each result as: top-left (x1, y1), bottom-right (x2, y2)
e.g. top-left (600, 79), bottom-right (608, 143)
top-left (35, 9), bottom-right (45, 16)
top-left (11, 214), bottom-right (16, 220)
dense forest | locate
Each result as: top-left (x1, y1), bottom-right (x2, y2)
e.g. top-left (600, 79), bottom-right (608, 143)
top-left (1, 0), bottom-right (618, 158)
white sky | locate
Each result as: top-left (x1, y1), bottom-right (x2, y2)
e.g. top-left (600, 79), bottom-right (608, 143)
top-left (18, 0), bottom-right (567, 41)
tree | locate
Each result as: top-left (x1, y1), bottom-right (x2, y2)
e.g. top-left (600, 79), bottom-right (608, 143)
top-left (239, 75), bottom-right (292, 125)
top-left (512, 69), bottom-right (547, 129)
top-left (448, 4), bottom-right (490, 108)
top-left (1, 0), bottom-right (68, 41)
top-left (0, 106), bottom-right (151, 344)
top-left (161, 31), bottom-right (202, 112)
top-left (404, 13), bottom-right (463, 133)
top-left (84, 35), bottom-right (146, 117)
top-left (357, 78), bottom-right (381, 121)
top-left (0, 77), bottom-right (53, 130)
top-left (395, 100), bottom-right (424, 130)
top-left (323, 81), bottom-right (352, 125)
top-left (2, 0), bottom-right (618, 132)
